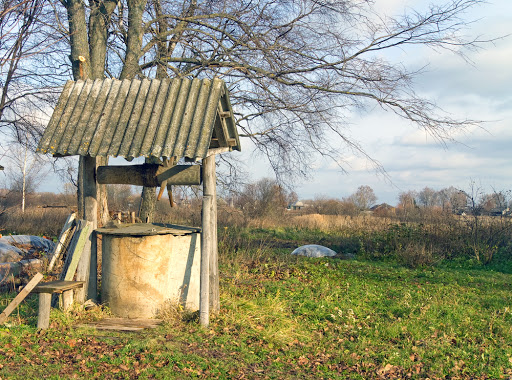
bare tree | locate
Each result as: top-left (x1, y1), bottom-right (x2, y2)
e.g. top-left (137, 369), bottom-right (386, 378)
top-left (0, 0), bottom-right (65, 141)
top-left (449, 189), bottom-right (467, 214)
top-left (3, 142), bottom-right (48, 212)
top-left (1, 0), bottom-right (494, 220)
top-left (398, 191), bottom-right (417, 210)
top-left (457, 181), bottom-right (512, 264)
top-left (235, 177), bottom-right (289, 219)
top-left (417, 187), bottom-right (439, 208)
top-left (107, 184), bottom-right (133, 211)
top-left (346, 185), bottom-right (377, 210)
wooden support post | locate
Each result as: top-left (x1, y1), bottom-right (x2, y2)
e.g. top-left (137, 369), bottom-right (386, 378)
top-left (62, 290), bottom-right (73, 310)
top-left (200, 193), bottom-right (212, 327)
top-left (33, 281), bottom-right (84, 328)
top-left (76, 155), bottom-right (97, 303)
top-left (37, 293), bottom-right (52, 329)
top-left (200, 154), bottom-right (216, 327)
top-left (88, 231), bottom-right (97, 301)
top-left (205, 155), bottom-right (219, 314)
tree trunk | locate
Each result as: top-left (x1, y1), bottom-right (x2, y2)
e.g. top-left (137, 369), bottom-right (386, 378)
top-left (89, 0), bottom-right (117, 79)
top-left (138, 156), bottom-right (161, 222)
top-left (89, 0), bottom-right (117, 226)
top-left (66, 0), bottom-right (91, 218)
top-left (21, 143), bottom-right (27, 213)
top-left (120, 0), bottom-right (147, 80)
top-left (139, 184), bottom-right (157, 223)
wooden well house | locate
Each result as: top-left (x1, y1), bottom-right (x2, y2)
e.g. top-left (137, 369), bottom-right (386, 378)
top-left (37, 77), bottom-right (241, 326)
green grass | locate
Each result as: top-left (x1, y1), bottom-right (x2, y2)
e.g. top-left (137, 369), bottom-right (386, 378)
top-left (1, 227), bottom-right (512, 379)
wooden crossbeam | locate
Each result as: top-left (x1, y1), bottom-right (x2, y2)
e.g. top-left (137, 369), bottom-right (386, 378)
top-left (97, 164), bottom-right (201, 187)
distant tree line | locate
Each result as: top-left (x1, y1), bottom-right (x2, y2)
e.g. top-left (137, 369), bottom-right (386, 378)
top-left (398, 185), bottom-right (511, 216)
top-left (1, 175), bottom-right (510, 224)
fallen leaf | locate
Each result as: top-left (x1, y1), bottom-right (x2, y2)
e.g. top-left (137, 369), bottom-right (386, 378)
top-left (298, 356), bottom-right (309, 366)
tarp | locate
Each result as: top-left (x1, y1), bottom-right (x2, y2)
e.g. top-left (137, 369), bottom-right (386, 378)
top-left (0, 235), bottom-right (55, 263)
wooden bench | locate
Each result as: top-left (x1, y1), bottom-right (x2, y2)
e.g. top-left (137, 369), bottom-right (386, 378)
top-left (32, 281), bottom-right (84, 329)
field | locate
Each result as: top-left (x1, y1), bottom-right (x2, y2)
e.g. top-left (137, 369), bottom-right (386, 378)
top-left (1, 211), bottom-right (512, 379)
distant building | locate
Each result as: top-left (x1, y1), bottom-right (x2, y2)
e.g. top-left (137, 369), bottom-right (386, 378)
top-left (288, 201), bottom-right (305, 211)
top-left (488, 207), bottom-right (511, 217)
top-left (370, 203), bottom-right (396, 215)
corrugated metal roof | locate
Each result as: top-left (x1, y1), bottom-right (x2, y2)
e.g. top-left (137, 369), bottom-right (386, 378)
top-left (37, 77), bottom-right (240, 160)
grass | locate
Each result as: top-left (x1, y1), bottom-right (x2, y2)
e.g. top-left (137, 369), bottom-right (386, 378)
top-left (1, 227), bottom-right (512, 379)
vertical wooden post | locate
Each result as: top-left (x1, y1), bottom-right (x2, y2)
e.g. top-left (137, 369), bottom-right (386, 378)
top-left (75, 155), bottom-right (97, 303)
top-left (200, 194), bottom-right (212, 327)
top-left (208, 156), bottom-right (220, 313)
top-left (37, 293), bottom-right (52, 329)
top-left (62, 290), bottom-right (74, 311)
top-left (200, 154), bottom-right (218, 326)
top-left (88, 231), bottom-right (97, 300)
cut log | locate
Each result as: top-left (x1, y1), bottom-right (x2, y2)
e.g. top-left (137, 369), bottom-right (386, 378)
top-left (156, 165), bottom-right (201, 185)
top-left (97, 164), bottom-right (201, 186)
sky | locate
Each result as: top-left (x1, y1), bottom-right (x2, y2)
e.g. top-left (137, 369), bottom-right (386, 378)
top-left (238, 0), bottom-right (512, 205)
top-left (4, 0), bottom-right (510, 207)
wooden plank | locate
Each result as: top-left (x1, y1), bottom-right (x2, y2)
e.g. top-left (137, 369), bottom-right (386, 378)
top-left (82, 325), bottom-right (145, 331)
top-left (96, 223), bottom-right (200, 236)
top-left (48, 212), bottom-right (76, 272)
top-left (157, 180), bottom-right (167, 201)
top-left (0, 272), bottom-right (44, 324)
top-left (78, 318), bottom-right (163, 331)
top-left (33, 281), bottom-right (84, 294)
top-left (75, 222), bottom-right (93, 303)
top-left (98, 318), bottom-right (163, 327)
top-left (207, 147), bottom-right (231, 157)
top-left (60, 221), bottom-right (91, 281)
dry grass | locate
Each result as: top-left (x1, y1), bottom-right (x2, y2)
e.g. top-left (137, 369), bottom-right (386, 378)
top-left (0, 207), bottom-right (72, 237)
top-left (289, 213), bottom-right (394, 232)
top-left (396, 242), bottom-right (437, 268)
top-left (242, 213), bottom-right (395, 232)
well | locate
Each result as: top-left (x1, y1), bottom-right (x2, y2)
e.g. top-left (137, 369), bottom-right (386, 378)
top-left (37, 77), bottom-right (242, 326)
top-left (96, 223), bottom-right (201, 319)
